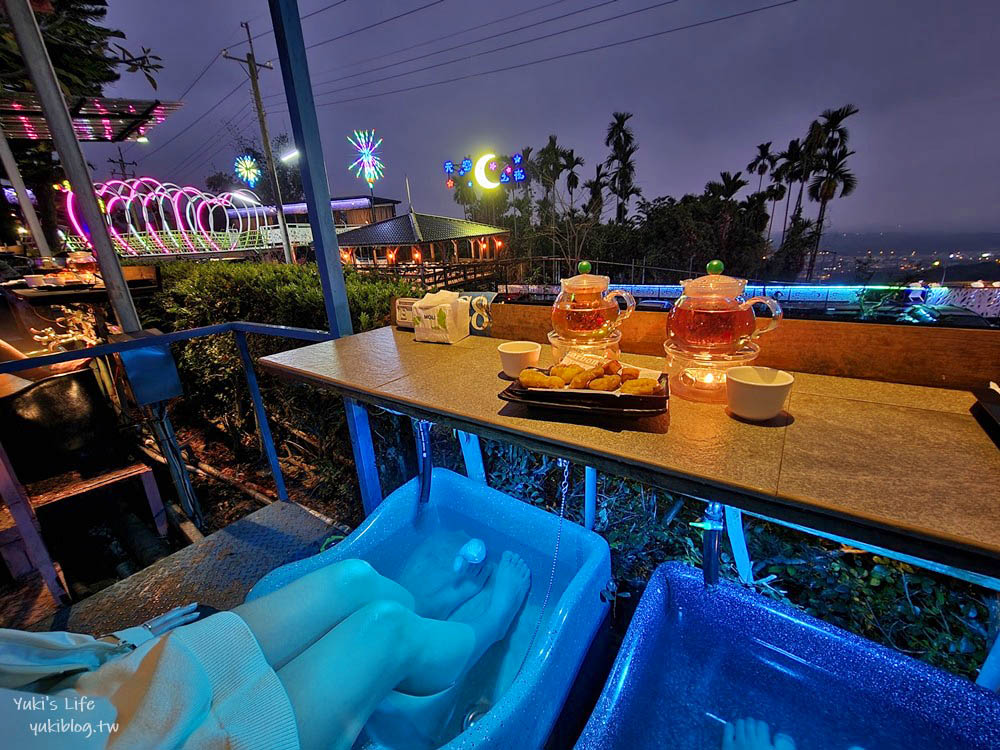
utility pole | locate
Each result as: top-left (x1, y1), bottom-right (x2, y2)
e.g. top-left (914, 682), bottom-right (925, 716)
top-left (107, 146), bottom-right (137, 181)
top-left (223, 23), bottom-right (293, 264)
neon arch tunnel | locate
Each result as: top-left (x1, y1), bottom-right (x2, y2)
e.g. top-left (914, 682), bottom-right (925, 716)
top-left (65, 177), bottom-right (275, 256)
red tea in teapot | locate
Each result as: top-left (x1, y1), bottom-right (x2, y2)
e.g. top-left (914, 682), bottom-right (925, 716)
top-left (668, 304), bottom-right (757, 352)
top-left (552, 298), bottom-right (621, 339)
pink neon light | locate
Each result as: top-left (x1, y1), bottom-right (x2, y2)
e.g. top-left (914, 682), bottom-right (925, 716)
top-left (195, 197), bottom-right (223, 253)
top-left (66, 192), bottom-right (91, 248)
top-left (66, 178), bottom-right (267, 256)
top-left (101, 194), bottom-right (137, 255)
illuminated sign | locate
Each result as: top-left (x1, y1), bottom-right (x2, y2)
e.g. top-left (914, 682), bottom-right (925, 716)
top-left (443, 152), bottom-right (526, 189)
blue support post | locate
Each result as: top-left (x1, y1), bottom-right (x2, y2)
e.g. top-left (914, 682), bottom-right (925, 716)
top-left (235, 331), bottom-right (289, 501)
top-left (584, 466), bottom-right (597, 531)
top-left (457, 430), bottom-right (486, 484)
top-left (268, 0), bottom-right (383, 515)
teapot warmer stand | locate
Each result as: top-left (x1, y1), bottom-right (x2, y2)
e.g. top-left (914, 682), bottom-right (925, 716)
top-left (664, 342), bottom-right (760, 403)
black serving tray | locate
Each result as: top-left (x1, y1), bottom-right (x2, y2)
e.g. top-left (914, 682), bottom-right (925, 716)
top-left (498, 369), bottom-right (669, 417)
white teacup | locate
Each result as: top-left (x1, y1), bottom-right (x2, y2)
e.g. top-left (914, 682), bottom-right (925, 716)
top-left (498, 341), bottom-right (541, 378)
top-left (726, 366), bottom-right (794, 421)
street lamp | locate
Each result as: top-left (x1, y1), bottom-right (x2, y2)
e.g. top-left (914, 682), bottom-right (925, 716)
top-left (279, 149), bottom-right (299, 163)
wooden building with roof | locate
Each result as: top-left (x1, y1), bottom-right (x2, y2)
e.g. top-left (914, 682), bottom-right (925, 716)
top-left (336, 211), bottom-right (508, 266)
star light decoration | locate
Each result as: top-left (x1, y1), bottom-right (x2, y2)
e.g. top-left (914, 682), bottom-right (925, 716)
top-left (234, 155), bottom-right (261, 188)
top-left (347, 129), bottom-right (385, 186)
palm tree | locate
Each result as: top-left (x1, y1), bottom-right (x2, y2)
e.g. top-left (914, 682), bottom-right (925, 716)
top-left (561, 148), bottom-right (585, 209)
top-left (806, 145), bottom-right (857, 279)
top-left (765, 180), bottom-right (786, 245)
top-left (705, 170), bottom-right (748, 200)
top-left (747, 142), bottom-right (775, 194)
top-left (774, 138), bottom-right (802, 245)
top-left (604, 112), bottom-right (639, 222)
top-left (583, 163), bottom-right (607, 218)
top-left (794, 120), bottom-right (825, 218)
top-left (819, 103), bottom-right (859, 150)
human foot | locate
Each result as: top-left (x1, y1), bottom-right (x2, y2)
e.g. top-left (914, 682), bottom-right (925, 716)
top-left (398, 532), bottom-right (492, 619)
top-left (722, 719), bottom-right (795, 750)
top-left (474, 551), bottom-right (530, 644)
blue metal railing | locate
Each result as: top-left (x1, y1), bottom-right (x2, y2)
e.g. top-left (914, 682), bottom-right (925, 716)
top-left (0, 321), bottom-right (334, 508)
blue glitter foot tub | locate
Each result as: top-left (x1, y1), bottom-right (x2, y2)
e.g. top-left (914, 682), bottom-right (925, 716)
top-left (247, 468), bottom-right (611, 750)
top-left (575, 562), bottom-right (1000, 750)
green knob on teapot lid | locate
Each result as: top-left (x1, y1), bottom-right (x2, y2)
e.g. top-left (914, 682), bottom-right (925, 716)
top-left (706, 259), bottom-right (724, 275)
top-left (577, 260), bottom-right (592, 274)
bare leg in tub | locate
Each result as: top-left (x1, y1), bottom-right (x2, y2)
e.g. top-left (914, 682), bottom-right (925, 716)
top-left (233, 558), bottom-right (419, 669)
top-left (274, 552), bottom-right (530, 750)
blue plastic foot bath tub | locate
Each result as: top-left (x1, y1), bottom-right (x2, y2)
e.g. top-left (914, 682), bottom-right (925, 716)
top-left (576, 562), bottom-right (1000, 750)
top-left (248, 469), bottom-right (611, 749)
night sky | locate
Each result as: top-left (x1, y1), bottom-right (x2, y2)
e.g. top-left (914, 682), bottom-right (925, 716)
top-left (86, 0), bottom-right (999, 233)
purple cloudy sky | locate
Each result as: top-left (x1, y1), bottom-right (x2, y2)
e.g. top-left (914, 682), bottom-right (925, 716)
top-left (85, 0), bottom-right (999, 232)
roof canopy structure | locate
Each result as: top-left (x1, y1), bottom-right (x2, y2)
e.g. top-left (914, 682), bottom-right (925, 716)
top-left (0, 92), bottom-right (181, 142)
top-left (337, 211), bottom-right (507, 248)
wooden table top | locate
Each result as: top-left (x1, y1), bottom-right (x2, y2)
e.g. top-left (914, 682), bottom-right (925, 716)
top-left (259, 326), bottom-right (1000, 578)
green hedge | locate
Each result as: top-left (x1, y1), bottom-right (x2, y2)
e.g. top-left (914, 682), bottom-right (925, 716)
top-left (139, 261), bottom-right (418, 469)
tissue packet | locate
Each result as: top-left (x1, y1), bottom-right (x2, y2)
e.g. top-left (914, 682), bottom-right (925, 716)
top-left (413, 290), bottom-right (470, 344)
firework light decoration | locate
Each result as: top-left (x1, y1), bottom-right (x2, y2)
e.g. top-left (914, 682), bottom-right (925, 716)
top-left (347, 129), bottom-right (385, 186)
top-left (234, 155), bottom-right (261, 188)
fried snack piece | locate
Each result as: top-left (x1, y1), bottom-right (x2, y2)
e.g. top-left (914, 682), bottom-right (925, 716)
top-left (543, 375), bottom-right (567, 389)
top-left (603, 359), bottom-right (622, 375)
top-left (570, 367), bottom-right (604, 390)
top-left (621, 377), bottom-right (662, 395)
top-left (518, 368), bottom-right (549, 388)
top-left (589, 374), bottom-right (622, 391)
top-left (551, 363), bottom-right (584, 382)
top-left (620, 366), bottom-right (640, 382)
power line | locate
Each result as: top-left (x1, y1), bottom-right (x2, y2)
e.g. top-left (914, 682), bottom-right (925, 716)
top-left (270, 1), bottom-right (799, 112)
top-left (302, 0), bottom-right (574, 82)
top-left (140, 79), bottom-right (246, 160)
top-left (310, 0), bottom-right (680, 100)
top-left (177, 51), bottom-right (223, 101)
top-left (169, 101), bottom-right (253, 176)
top-left (263, 0), bottom-right (617, 100)
top-left (142, 2), bottom-right (428, 164)
top-left (304, 1), bottom-right (447, 52)
top-left (227, 0), bottom-right (352, 46)
top-left (123, 50), bottom-right (222, 156)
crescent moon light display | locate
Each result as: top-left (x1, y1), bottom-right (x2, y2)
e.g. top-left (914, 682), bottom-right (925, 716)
top-left (474, 153), bottom-right (500, 189)
top-left (443, 152), bottom-right (525, 189)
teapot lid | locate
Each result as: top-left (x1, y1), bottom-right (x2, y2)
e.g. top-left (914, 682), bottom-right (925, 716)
top-left (682, 260), bottom-right (745, 296)
top-left (561, 261), bottom-right (609, 292)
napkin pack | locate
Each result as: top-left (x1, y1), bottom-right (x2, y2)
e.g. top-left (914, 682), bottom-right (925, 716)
top-left (412, 290), bottom-right (470, 344)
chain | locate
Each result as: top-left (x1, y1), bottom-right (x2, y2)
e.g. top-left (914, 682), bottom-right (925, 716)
top-left (516, 457), bottom-right (569, 681)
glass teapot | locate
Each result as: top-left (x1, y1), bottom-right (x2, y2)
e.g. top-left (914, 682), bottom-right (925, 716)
top-left (667, 260), bottom-right (782, 354)
top-left (552, 261), bottom-right (635, 341)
